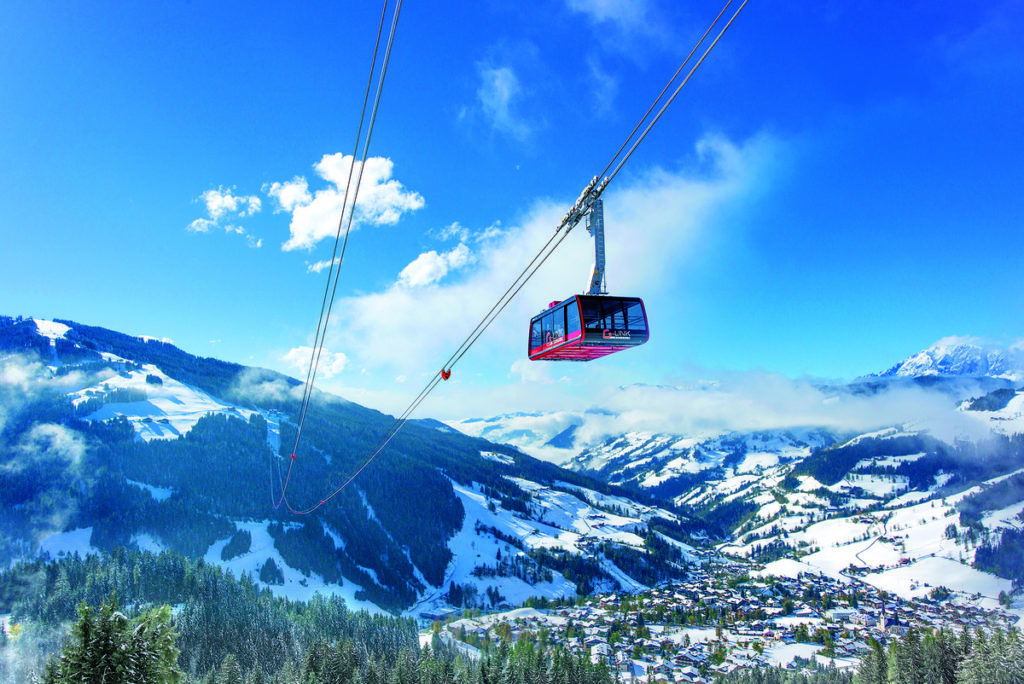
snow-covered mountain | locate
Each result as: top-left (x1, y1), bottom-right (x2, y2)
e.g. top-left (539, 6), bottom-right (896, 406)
top-left (878, 336), bottom-right (1024, 381)
top-left (452, 337), bottom-right (1024, 612)
top-left (0, 315), bottom-right (705, 617)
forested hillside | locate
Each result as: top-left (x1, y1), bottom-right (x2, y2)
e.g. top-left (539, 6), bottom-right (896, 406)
top-left (0, 316), bottom-right (706, 615)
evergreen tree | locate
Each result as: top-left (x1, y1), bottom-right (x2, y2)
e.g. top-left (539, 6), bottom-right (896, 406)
top-left (856, 637), bottom-right (885, 684)
top-left (216, 654), bottom-right (243, 684)
top-left (42, 594), bottom-right (182, 683)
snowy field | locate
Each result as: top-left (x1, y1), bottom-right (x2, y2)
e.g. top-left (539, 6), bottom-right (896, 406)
top-left (38, 527), bottom-right (99, 559)
top-left (204, 520), bottom-right (382, 614)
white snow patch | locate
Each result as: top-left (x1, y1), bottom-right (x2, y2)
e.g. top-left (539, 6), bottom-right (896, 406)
top-left (204, 520), bottom-right (382, 614)
top-left (32, 319), bottom-right (70, 340)
top-left (38, 527), bottom-right (98, 559)
top-left (481, 451), bottom-right (515, 466)
top-left (126, 479), bottom-right (173, 502)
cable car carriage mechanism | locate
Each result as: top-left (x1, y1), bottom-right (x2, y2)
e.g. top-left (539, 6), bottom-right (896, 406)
top-left (529, 199), bottom-right (649, 361)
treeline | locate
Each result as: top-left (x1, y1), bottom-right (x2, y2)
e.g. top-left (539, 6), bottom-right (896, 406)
top-left (0, 549), bottom-right (418, 681)
top-left (1, 315), bottom-right (704, 613)
top-left (975, 527), bottom-right (1024, 586)
top-left (794, 433), bottom-right (1024, 494)
top-left (856, 626), bottom-right (1024, 683)
top-left (718, 664), bottom-right (852, 683)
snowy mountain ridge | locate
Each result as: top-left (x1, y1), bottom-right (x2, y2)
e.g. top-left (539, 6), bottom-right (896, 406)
top-left (877, 335), bottom-right (1024, 381)
top-left (0, 315), bottom-right (706, 618)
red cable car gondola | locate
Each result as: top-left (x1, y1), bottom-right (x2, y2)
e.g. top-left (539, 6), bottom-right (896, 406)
top-left (528, 295), bottom-right (649, 361)
top-left (528, 198), bottom-right (649, 361)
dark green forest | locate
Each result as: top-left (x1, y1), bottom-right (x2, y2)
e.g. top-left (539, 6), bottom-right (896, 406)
top-left (0, 316), bottom-right (703, 614)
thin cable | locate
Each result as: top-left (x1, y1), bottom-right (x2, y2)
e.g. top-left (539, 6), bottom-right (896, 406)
top-left (293, 0), bottom-right (390, 444)
top-left (280, 225), bottom-right (578, 515)
top-left (293, 0), bottom-right (403, 455)
top-left (595, 0), bottom-right (733, 183)
top-left (277, 0), bottom-right (747, 513)
top-left (605, 0), bottom-right (748, 187)
top-left (276, 0), bottom-right (403, 507)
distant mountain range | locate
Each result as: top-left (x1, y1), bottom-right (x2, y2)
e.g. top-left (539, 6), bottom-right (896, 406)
top-left (3, 317), bottom-right (1022, 618)
top-left (0, 315), bottom-right (705, 617)
top-left (876, 336), bottom-right (1024, 381)
top-left (452, 337), bottom-right (1024, 612)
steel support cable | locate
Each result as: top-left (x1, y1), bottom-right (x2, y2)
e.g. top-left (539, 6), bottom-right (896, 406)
top-left (276, 2), bottom-right (391, 508)
top-left (604, 0), bottom-right (748, 188)
top-left (277, 0), bottom-right (747, 513)
top-left (283, 373), bottom-right (445, 514)
top-left (281, 222), bottom-right (579, 515)
top-left (292, 0), bottom-right (390, 450)
top-left (595, 0), bottom-right (733, 183)
top-left (293, 0), bottom-right (404, 452)
top-left (438, 227), bottom-right (566, 374)
top-left (276, 0), bottom-right (404, 507)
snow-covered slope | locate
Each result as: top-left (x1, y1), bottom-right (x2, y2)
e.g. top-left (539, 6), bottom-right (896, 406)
top-left (878, 336), bottom-right (1024, 381)
top-left (2, 315), bottom-right (706, 617)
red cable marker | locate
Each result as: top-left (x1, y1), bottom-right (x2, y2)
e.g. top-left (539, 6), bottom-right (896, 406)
top-left (274, 0), bottom-right (747, 515)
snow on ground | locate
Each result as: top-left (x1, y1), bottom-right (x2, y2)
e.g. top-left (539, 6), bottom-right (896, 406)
top-left (512, 479), bottom-right (646, 547)
top-left (71, 364), bottom-right (261, 442)
top-left (410, 481), bottom-right (579, 619)
top-left (886, 490), bottom-right (933, 508)
top-left (481, 451), bottom-right (515, 466)
top-left (862, 556), bottom-right (1012, 609)
top-left (660, 627), bottom-right (718, 644)
top-left (204, 520), bottom-right (382, 614)
top-left (126, 479), bottom-right (173, 501)
top-left (554, 481), bottom-right (678, 524)
top-left (411, 476), bottom-right (665, 618)
top-left (418, 633), bottom-right (482, 660)
top-left (448, 607), bottom-right (556, 632)
top-left (752, 558), bottom-right (818, 580)
top-left (764, 643), bottom-right (820, 667)
top-left (830, 473), bottom-right (908, 497)
top-left (772, 616), bottom-right (823, 628)
top-left (982, 500), bottom-right (1024, 531)
top-left (816, 654), bottom-right (859, 670)
top-left (796, 475), bottom-right (825, 492)
top-left (32, 318), bottom-right (70, 340)
top-left (856, 453), bottom-right (927, 469)
top-left (38, 527), bottom-right (99, 558)
top-left (964, 392), bottom-right (1024, 436)
top-left (131, 533), bottom-right (167, 554)
top-left (737, 451), bottom-right (781, 473)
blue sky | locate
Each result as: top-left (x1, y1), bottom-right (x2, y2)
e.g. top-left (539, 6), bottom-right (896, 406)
top-left (2, 0), bottom-right (1022, 419)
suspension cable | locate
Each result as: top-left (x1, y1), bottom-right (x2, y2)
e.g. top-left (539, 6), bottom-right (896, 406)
top-left (274, 0), bottom-right (404, 508)
top-left (595, 0), bottom-right (734, 183)
top-left (278, 0), bottom-right (747, 514)
top-left (292, 1), bottom-right (390, 449)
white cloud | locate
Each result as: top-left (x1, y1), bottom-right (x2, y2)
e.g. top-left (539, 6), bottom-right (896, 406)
top-left (431, 221), bottom-right (470, 242)
top-left (576, 376), bottom-right (983, 445)
top-left (567, 0), bottom-right (650, 28)
top-left (509, 358), bottom-right (555, 384)
top-left (19, 423), bottom-right (87, 466)
top-left (273, 154), bottom-right (425, 252)
top-left (317, 132), bottom-right (779, 412)
top-left (588, 56), bottom-right (619, 116)
top-left (476, 65), bottom-right (533, 141)
top-left (230, 368), bottom-right (306, 403)
top-left (201, 187), bottom-right (261, 219)
top-left (187, 218), bottom-right (216, 233)
top-left (307, 257), bottom-right (341, 274)
top-left (283, 346), bottom-right (349, 379)
top-left (398, 242), bottom-right (474, 288)
top-left (265, 177), bottom-right (312, 212)
top-left (187, 186), bottom-right (264, 247)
